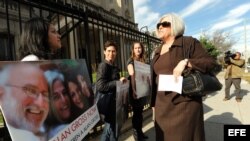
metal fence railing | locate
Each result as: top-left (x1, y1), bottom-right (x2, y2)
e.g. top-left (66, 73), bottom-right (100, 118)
top-left (0, 0), bottom-right (161, 139)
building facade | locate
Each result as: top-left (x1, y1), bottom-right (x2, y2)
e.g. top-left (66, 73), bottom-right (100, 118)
top-left (0, 0), bottom-right (160, 82)
top-left (85, 0), bottom-right (135, 22)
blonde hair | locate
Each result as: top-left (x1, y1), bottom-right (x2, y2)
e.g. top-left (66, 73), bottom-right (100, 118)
top-left (156, 13), bottom-right (185, 37)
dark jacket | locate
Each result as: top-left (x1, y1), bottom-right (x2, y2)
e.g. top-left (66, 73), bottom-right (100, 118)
top-left (96, 60), bottom-right (120, 123)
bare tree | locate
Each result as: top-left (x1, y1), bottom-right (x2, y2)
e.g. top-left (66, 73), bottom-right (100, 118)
top-left (201, 30), bottom-right (236, 53)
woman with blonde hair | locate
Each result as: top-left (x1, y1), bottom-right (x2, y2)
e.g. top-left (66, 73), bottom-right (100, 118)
top-left (151, 13), bottom-right (216, 141)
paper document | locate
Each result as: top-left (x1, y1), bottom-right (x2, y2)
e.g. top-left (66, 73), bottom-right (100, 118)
top-left (158, 74), bottom-right (183, 94)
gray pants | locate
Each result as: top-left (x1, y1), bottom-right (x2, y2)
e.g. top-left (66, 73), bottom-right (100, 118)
top-left (225, 78), bottom-right (241, 99)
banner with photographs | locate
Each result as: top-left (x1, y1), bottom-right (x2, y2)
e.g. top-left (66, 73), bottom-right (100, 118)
top-left (115, 81), bottom-right (129, 139)
top-left (134, 60), bottom-right (151, 99)
top-left (0, 59), bottom-right (100, 141)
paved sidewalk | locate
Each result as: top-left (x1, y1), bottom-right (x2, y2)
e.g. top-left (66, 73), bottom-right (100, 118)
top-left (91, 71), bottom-right (250, 141)
top-left (203, 71), bottom-right (250, 141)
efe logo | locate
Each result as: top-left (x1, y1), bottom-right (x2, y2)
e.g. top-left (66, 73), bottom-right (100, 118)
top-left (224, 125), bottom-right (250, 141)
top-left (228, 129), bottom-right (246, 136)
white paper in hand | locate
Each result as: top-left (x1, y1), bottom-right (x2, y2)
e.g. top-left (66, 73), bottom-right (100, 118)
top-left (157, 74), bottom-right (183, 94)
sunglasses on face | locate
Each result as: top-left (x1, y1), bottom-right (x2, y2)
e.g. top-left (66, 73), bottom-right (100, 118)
top-left (157, 21), bottom-right (171, 29)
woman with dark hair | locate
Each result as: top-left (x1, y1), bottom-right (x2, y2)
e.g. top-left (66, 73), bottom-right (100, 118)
top-left (96, 40), bottom-right (126, 141)
top-left (127, 41), bottom-right (148, 141)
top-left (77, 74), bottom-right (94, 100)
top-left (66, 72), bottom-right (93, 119)
top-left (19, 17), bottom-right (61, 61)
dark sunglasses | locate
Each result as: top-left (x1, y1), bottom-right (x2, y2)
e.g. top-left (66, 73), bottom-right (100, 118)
top-left (156, 21), bottom-right (171, 29)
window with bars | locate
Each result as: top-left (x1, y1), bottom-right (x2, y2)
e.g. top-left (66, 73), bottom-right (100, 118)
top-left (0, 33), bottom-right (14, 61)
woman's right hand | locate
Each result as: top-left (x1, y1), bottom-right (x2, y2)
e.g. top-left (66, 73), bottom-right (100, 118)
top-left (120, 77), bottom-right (127, 83)
top-left (173, 59), bottom-right (188, 82)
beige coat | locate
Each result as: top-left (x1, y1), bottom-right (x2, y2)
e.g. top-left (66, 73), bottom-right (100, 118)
top-left (224, 58), bottom-right (245, 79)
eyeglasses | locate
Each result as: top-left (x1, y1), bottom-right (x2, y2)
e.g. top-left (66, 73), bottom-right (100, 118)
top-left (5, 84), bottom-right (49, 101)
top-left (156, 21), bottom-right (171, 29)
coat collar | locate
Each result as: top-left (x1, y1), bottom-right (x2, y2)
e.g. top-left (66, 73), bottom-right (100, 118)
top-left (154, 36), bottom-right (184, 56)
top-left (104, 59), bottom-right (115, 66)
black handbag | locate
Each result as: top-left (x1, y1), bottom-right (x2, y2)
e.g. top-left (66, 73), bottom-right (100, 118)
top-left (96, 91), bottom-right (113, 116)
top-left (182, 69), bottom-right (222, 96)
top-left (182, 38), bottom-right (222, 96)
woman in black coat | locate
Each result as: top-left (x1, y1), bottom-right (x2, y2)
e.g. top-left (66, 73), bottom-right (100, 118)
top-left (96, 40), bottom-right (126, 141)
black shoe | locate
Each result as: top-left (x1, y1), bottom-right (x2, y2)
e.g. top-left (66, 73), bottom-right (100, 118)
top-left (133, 129), bottom-right (147, 141)
top-left (132, 129), bottom-right (139, 141)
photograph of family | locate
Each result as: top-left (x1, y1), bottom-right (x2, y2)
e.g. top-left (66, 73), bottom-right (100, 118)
top-left (0, 59), bottom-right (99, 141)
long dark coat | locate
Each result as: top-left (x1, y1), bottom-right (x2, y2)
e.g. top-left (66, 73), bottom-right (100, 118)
top-left (151, 36), bottom-right (216, 141)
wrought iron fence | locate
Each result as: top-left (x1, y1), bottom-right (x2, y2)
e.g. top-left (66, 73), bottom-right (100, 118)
top-left (0, 0), bottom-right (161, 79)
top-left (0, 0), bottom-right (161, 139)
